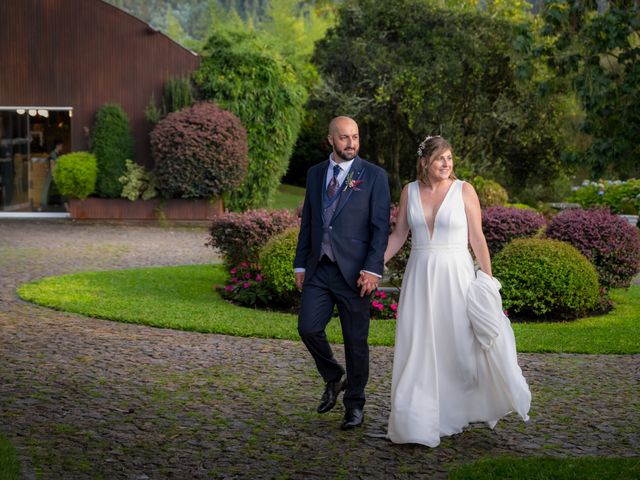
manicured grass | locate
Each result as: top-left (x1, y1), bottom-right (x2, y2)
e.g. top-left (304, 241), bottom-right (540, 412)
top-left (449, 456), bottom-right (640, 479)
top-left (18, 264), bottom-right (640, 353)
top-left (511, 286), bottom-right (640, 354)
top-left (272, 183), bottom-right (305, 210)
top-left (0, 433), bottom-right (21, 480)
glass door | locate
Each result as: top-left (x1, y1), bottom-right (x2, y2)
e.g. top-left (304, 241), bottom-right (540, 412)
top-left (0, 110), bottom-right (30, 210)
top-left (0, 108), bottom-right (72, 211)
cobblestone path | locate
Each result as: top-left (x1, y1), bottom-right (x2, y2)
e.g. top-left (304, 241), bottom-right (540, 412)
top-left (0, 220), bottom-right (638, 479)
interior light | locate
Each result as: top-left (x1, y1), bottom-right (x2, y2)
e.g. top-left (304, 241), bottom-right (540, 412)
top-left (28, 109), bottom-right (37, 116)
top-left (16, 109), bottom-right (25, 115)
top-left (68, 110), bottom-right (73, 118)
top-left (38, 109), bottom-right (49, 118)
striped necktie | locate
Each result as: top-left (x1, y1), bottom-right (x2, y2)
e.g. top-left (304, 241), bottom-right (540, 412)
top-left (327, 164), bottom-right (341, 199)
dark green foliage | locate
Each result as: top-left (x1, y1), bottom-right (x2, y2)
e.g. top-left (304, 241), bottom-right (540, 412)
top-left (194, 29), bottom-right (307, 210)
top-left (493, 238), bottom-right (600, 320)
top-left (163, 76), bottom-right (194, 114)
top-left (206, 209), bottom-right (299, 267)
top-left (259, 227), bottom-right (299, 297)
top-left (150, 102), bottom-right (248, 199)
top-left (90, 104), bottom-right (134, 198)
top-left (546, 208), bottom-right (640, 289)
top-left (310, 0), bottom-right (572, 200)
top-left (145, 77), bottom-right (195, 124)
top-left (52, 152), bottom-right (97, 199)
top-left (536, 1), bottom-right (640, 179)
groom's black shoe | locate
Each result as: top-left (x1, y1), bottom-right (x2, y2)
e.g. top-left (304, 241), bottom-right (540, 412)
top-left (317, 377), bottom-right (346, 414)
top-left (340, 408), bottom-right (364, 430)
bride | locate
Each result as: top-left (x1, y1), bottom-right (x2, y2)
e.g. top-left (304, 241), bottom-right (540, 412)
top-left (384, 135), bottom-right (530, 447)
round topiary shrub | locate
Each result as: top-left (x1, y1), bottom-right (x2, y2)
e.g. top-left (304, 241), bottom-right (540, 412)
top-left (151, 102), bottom-right (249, 199)
top-left (470, 176), bottom-right (509, 208)
top-left (482, 206), bottom-right (547, 256)
top-left (493, 238), bottom-right (600, 320)
top-left (207, 208), bottom-right (299, 267)
top-left (90, 103), bottom-right (134, 198)
top-left (259, 227), bottom-right (300, 298)
top-left (546, 208), bottom-right (640, 289)
top-left (52, 152), bottom-right (97, 199)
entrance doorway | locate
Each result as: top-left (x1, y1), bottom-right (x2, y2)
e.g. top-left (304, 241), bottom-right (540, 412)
top-left (0, 107), bottom-right (72, 211)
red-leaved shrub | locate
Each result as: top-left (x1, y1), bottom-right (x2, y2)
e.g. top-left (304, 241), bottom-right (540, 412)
top-left (482, 206), bottom-right (547, 256)
top-left (207, 209), bottom-right (299, 267)
top-left (546, 208), bottom-right (640, 288)
top-left (150, 102), bottom-right (248, 198)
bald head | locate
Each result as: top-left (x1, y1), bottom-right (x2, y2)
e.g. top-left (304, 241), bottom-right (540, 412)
top-left (328, 116), bottom-right (358, 135)
top-left (327, 116), bottom-right (360, 163)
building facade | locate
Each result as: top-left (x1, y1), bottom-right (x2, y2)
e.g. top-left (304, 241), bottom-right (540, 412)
top-left (0, 0), bottom-right (200, 210)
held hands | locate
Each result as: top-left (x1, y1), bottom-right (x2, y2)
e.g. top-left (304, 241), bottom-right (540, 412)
top-left (357, 271), bottom-right (379, 297)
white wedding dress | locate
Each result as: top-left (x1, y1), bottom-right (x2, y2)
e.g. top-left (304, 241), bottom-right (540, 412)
top-left (387, 180), bottom-right (530, 447)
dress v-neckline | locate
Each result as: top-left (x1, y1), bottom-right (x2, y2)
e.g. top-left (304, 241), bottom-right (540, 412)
top-left (416, 180), bottom-right (457, 241)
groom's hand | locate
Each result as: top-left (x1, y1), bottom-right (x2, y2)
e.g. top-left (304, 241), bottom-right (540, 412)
top-left (295, 272), bottom-right (305, 291)
top-left (357, 272), bottom-right (379, 297)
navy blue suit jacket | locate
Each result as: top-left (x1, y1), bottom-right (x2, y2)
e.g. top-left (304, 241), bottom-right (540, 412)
top-left (294, 156), bottom-right (391, 291)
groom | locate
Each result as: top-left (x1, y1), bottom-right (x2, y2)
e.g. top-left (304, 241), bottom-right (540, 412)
top-left (294, 116), bottom-right (390, 430)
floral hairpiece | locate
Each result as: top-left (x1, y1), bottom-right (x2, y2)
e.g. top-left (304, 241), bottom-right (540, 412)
top-left (417, 135), bottom-right (442, 158)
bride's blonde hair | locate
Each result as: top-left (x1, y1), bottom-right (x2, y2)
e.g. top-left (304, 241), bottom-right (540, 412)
top-left (416, 135), bottom-right (457, 186)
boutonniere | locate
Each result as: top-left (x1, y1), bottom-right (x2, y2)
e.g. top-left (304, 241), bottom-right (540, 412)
top-left (344, 171), bottom-right (364, 191)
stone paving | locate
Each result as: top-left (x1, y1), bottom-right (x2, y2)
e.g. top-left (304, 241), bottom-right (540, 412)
top-left (0, 219), bottom-right (638, 479)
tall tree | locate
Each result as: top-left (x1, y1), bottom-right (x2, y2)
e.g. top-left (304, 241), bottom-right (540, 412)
top-left (311, 0), bottom-right (573, 201)
top-left (537, 0), bottom-right (640, 179)
top-left (194, 29), bottom-right (307, 210)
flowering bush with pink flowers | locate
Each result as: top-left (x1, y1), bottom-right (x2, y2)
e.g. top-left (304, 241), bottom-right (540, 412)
top-left (219, 262), bottom-right (272, 307)
top-left (370, 288), bottom-right (400, 320)
top-left (546, 207), bottom-right (640, 289)
top-left (386, 204), bottom-right (412, 286)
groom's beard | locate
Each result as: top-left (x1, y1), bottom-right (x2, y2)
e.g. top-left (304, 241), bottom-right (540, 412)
top-left (334, 147), bottom-right (359, 162)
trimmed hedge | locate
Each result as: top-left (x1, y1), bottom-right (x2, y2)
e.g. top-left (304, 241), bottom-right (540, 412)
top-left (546, 208), bottom-right (640, 289)
top-left (259, 227), bottom-right (300, 297)
top-left (151, 102), bottom-right (248, 199)
top-left (493, 238), bottom-right (600, 320)
top-left (207, 209), bottom-right (299, 267)
top-left (52, 152), bottom-right (97, 199)
top-left (470, 176), bottom-right (509, 208)
top-left (482, 206), bottom-right (547, 256)
top-left (90, 104), bottom-right (134, 198)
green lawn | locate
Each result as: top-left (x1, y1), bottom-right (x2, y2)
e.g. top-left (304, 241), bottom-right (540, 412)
top-left (272, 183), bottom-right (305, 210)
top-left (449, 456), bottom-right (640, 480)
top-left (18, 264), bottom-right (640, 354)
top-left (0, 433), bottom-right (21, 480)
